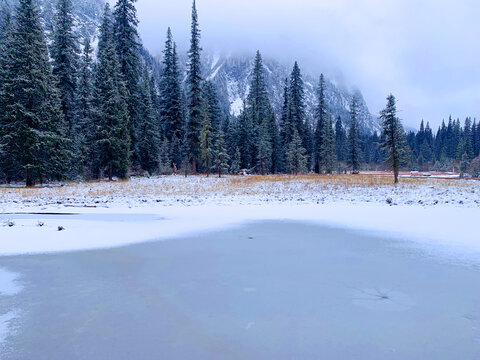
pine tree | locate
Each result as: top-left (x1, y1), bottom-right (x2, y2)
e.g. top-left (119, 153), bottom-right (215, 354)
top-left (288, 62), bottom-right (306, 143)
top-left (51, 0), bottom-right (79, 139)
top-left (460, 152), bottom-right (469, 178)
top-left (279, 78), bottom-right (292, 144)
top-left (113, 0), bottom-right (141, 162)
top-left (186, 0), bottom-right (203, 173)
top-left (0, 10), bottom-right (17, 182)
top-left (473, 120), bottom-right (480, 158)
top-left (158, 138), bottom-right (172, 175)
top-left (463, 117), bottom-right (474, 159)
top-left (256, 120), bottom-right (272, 175)
top-left (93, 4), bottom-right (130, 180)
top-left (212, 129), bottom-right (229, 178)
top-left (223, 115), bottom-right (238, 164)
top-left (246, 51), bottom-right (274, 174)
top-left (203, 81), bottom-right (222, 136)
top-left (159, 29), bottom-right (184, 169)
top-left (314, 74), bottom-right (327, 173)
top-left (1, 0), bottom-right (69, 186)
top-left (230, 147), bottom-right (241, 175)
top-left (380, 94), bottom-right (408, 184)
top-left (137, 66), bottom-right (160, 174)
top-left (320, 114), bottom-right (336, 174)
top-left (200, 113), bottom-right (213, 176)
top-left (75, 37), bottom-right (94, 177)
top-left (238, 100), bottom-right (254, 170)
top-left (287, 128), bottom-right (307, 175)
top-left (347, 97), bottom-right (361, 173)
top-left (268, 109), bottom-right (281, 173)
top-left (335, 116), bottom-right (346, 162)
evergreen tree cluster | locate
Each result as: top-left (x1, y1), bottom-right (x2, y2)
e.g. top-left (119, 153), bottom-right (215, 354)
top-left (1, 0), bottom-right (478, 185)
top-left (406, 116), bottom-right (480, 171)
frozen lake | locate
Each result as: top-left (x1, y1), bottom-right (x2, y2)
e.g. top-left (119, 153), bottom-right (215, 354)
top-left (1, 221), bottom-right (480, 359)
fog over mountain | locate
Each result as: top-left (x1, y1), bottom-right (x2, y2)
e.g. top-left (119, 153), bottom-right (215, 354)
top-left (4, 0), bottom-right (478, 129)
top-left (131, 0), bottom-right (480, 129)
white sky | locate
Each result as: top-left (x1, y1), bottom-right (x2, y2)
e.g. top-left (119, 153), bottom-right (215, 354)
top-left (126, 0), bottom-right (480, 129)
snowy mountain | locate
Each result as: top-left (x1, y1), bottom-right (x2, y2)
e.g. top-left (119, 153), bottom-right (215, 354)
top-left (1, 0), bottom-right (380, 133)
top-left (1, 0), bottom-right (105, 41)
top-left (198, 52), bottom-right (380, 133)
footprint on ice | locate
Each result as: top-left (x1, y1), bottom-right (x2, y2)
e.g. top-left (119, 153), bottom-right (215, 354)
top-left (351, 288), bottom-right (415, 312)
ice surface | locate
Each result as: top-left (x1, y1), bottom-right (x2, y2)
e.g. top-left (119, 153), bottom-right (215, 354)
top-left (1, 222), bottom-right (479, 359)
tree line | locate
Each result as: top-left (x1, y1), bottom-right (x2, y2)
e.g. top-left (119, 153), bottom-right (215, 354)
top-left (406, 117), bottom-right (480, 175)
top-left (0, 0), bottom-right (477, 186)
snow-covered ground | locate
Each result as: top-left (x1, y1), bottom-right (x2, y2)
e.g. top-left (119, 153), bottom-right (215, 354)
top-left (0, 174), bottom-right (479, 256)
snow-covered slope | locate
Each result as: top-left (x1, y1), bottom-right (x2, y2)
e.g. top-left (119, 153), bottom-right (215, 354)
top-left (1, 0), bottom-right (105, 41)
top-left (199, 52), bottom-right (380, 133)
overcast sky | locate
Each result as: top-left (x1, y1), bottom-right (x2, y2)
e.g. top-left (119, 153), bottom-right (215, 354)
top-left (127, 0), bottom-right (480, 129)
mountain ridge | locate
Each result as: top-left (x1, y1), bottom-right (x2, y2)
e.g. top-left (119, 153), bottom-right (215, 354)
top-left (1, 0), bottom-right (380, 133)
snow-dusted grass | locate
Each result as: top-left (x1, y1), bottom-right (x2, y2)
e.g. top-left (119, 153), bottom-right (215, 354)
top-left (0, 174), bottom-right (478, 209)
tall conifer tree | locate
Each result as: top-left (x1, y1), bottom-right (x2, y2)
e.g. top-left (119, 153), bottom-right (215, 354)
top-left (380, 94), bottom-right (408, 184)
top-left (186, 0), bottom-right (203, 173)
top-left (200, 113), bottom-right (213, 176)
top-left (246, 51), bottom-right (274, 173)
top-left (51, 0), bottom-right (79, 139)
top-left (93, 4), bottom-right (130, 180)
top-left (1, 0), bottom-right (69, 186)
top-left (75, 37), bottom-right (94, 177)
top-left (314, 74), bottom-right (327, 173)
top-left (321, 115), bottom-right (336, 174)
top-left (159, 30), bottom-right (184, 169)
top-left (212, 129), bottom-right (229, 177)
top-left (288, 62), bottom-right (306, 143)
top-left (335, 117), bottom-right (346, 163)
top-left (137, 66), bottom-right (160, 174)
top-left (347, 97), bottom-right (361, 173)
top-left (0, 10), bottom-right (16, 181)
top-left (113, 0), bottom-right (140, 161)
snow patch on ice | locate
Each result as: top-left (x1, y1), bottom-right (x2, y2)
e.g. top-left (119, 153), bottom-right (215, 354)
top-left (0, 269), bottom-right (22, 347)
top-left (0, 269), bottom-right (21, 297)
top-left (0, 312), bottom-right (16, 346)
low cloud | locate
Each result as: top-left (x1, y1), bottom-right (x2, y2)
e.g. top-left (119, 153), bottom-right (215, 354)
top-left (129, 0), bottom-right (480, 129)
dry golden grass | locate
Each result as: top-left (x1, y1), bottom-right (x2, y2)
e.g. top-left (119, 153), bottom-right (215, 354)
top-left (0, 173), bottom-right (475, 202)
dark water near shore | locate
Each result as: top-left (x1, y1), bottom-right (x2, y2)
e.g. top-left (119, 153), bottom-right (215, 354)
top-left (1, 222), bottom-right (480, 360)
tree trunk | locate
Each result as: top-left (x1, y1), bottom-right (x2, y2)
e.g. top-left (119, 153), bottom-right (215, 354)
top-left (108, 164), bottom-right (113, 181)
top-left (26, 168), bottom-right (33, 187)
top-left (394, 168), bottom-right (399, 184)
top-left (192, 158), bottom-right (197, 175)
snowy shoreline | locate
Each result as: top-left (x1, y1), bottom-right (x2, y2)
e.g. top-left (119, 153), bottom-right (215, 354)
top-left (0, 202), bottom-right (479, 258)
top-left (0, 175), bottom-right (479, 257)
